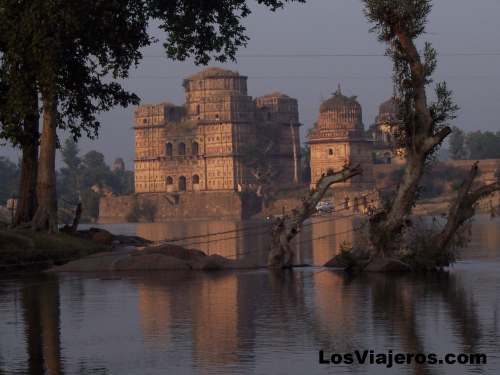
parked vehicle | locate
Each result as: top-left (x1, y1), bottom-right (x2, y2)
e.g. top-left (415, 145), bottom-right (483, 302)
top-left (316, 201), bottom-right (334, 214)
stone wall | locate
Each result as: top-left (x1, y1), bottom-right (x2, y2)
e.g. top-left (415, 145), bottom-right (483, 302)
top-left (98, 191), bottom-right (262, 223)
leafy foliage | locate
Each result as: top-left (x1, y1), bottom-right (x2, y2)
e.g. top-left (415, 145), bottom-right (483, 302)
top-left (0, 0), bottom-right (153, 141)
top-left (449, 126), bottom-right (467, 160)
top-left (240, 122), bottom-right (282, 204)
top-left (466, 131), bottom-right (500, 160)
top-left (151, 0), bottom-right (305, 64)
top-left (363, 0), bottom-right (458, 159)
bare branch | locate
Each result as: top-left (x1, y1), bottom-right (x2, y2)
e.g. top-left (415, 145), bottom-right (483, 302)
top-left (268, 164), bottom-right (362, 268)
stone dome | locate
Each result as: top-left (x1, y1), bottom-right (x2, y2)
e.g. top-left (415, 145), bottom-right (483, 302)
top-left (310, 85), bottom-right (364, 140)
top-left (377, 97), bottom-right (400, 123)
top-left (319, 86), bottom-right (361, 113)
top-left (185, 67), bottom-right (240, 81)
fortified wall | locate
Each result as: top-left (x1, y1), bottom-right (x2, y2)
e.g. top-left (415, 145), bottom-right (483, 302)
top-left (98, 191), bottom-right (261, 223)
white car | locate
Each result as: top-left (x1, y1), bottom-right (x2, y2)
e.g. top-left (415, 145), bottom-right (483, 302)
top-left (316, 201), bottom-right (334, 213)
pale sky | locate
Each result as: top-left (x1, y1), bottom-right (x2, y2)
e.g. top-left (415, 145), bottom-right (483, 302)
top-left (1, 0), bottom-right (499, 169)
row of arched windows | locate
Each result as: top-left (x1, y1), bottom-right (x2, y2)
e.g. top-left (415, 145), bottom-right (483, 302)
top-left (166, 142), bottom-right (199, 157)
top-left (166, 175), bottom-right (200, 192)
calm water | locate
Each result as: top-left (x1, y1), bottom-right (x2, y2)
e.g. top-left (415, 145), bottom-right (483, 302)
top-left (1, 215), bottom-right (499, 375)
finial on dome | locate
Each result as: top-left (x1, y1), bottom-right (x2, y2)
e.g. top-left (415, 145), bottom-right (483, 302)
top-left (335, 84), bottom-right (342, 96)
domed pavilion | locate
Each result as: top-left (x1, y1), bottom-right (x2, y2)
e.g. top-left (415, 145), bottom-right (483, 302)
top-left (308, 86), bottom-right (376, 210)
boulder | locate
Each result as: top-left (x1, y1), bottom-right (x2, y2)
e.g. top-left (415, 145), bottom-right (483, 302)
top-left (191, 254), bottom-right (234, 270)
top-left (49, 251), bottom-right (121, 272)
top-left (113, 253), bottom-right (191, 271)
top-left (90, 229), bottom-right (114, 245)
top-left (141, 244), bottom-right (206, 261)
top-left (365, 258), bottom-right (410, 273)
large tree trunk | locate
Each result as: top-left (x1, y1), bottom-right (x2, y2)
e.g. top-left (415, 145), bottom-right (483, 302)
top-left (268, 165), bottom-right (362, 268)
top-left (369, 154), bottom-right (426, 256)
top-left (31, 94), bottom-right (58, 232)
top-left (15, 98), bottom-right (40, 226)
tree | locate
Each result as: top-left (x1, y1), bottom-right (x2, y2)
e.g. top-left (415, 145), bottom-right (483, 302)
top-left (363, 0), bottom-right (500, 261)
top-left (58, 141), bottom-right (133, 223)
top-left (0, 39), bottom-right (40, 226)
top-left (240, 123), bottom-right (282, 205)
top-left (0, 0), bottom-right (304, 232)
top-left (449, 126), bottom-right (467, 160)
top-left (59, 138), bottom-right (82, 207)
top-left (465, 131), bottom-right (500, 160)
top-left (268, 165), bottom-right (362, 268)
top-left (61, 138), bottom-right (81, 171)
top-left (0, 1), bottom-right (153, 232)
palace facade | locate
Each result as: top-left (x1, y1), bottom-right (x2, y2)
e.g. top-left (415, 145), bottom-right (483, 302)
top-left (134, 67), bottom-right (301, 193)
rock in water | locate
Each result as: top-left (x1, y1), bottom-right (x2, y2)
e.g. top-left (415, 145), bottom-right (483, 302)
top-left (191, 254), bottom-right (238, 270)
top-left (91, 230), bottom-right (114, 245)
top-left (113, 253), bottom-right (191, 271)
top-left (364, 258), bottom-right (410, 273)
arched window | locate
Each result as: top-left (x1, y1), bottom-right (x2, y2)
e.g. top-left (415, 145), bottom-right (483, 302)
top-left (166, 176), bottom-right (173, 185)
top-left (166, 143), bottom-right (173, 157)
top-left (178, 142), bottom-right (186, 156)
top-left (179, 176), bottom-right (187, 192)
top-left (192, 175), bottom-right (200, 184)
top-left (192, 142), bottom-right (199, 155)
top-left (215, 113), bottom-right (219, 120)
top-left (328, 148), bottom-right (334, 156)
top-left (196, 104), bottom-right (200, 115)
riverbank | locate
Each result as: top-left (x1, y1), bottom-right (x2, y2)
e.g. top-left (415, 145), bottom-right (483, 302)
top-left (0, 228), bottom-right (151, 272)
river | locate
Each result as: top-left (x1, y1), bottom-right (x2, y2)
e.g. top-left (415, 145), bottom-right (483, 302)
top-left (1, 214), bottom-right (499, 374)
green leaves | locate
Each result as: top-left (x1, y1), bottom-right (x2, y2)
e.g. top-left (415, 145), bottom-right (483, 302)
top-left (429, 82), bottom-right (459, 131)
top-left (150, 0), bottom-right (304, 64)
top-left (363, 0), bottom-right (432, 41)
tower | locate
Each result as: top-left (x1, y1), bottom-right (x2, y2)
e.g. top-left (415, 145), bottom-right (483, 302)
top-left (308, 86), bottom-right (374, 188)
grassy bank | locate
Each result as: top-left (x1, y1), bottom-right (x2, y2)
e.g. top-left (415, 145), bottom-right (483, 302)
top-left (0, 229), bottom-right (111, 272)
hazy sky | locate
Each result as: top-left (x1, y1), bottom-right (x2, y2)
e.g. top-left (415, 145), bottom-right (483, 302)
top-left (1, 0), bottom-right (499, 168)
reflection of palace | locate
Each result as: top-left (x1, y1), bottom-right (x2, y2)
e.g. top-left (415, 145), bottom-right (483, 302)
top-left (313, 271), bottom-right (360, 346)
top-left (136, 221), bottom-right (270, 261)
top-left (134, 272), bottom-right (259, 370)
top-left (308, 216), bottom-right (365, 266)
top-left (137, 285), bottom-right (172, 348)
top-left (9, 257), bottom-right (493, 375)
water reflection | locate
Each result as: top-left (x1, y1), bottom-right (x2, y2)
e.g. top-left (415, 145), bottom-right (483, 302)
top-left (132, 215), bottom-right (366, 266)
top-left (1, 215), bottom-right (499, 374)
top-left (20, 276), bottom-right (63, 375)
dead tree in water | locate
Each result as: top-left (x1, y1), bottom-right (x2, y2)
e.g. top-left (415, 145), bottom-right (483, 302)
top-left (434, 162), bottom-right (500, 251)
top-left (268, 165), bottom-right (362, 268)
top-left (363, 0), bottom-right (500, 260)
